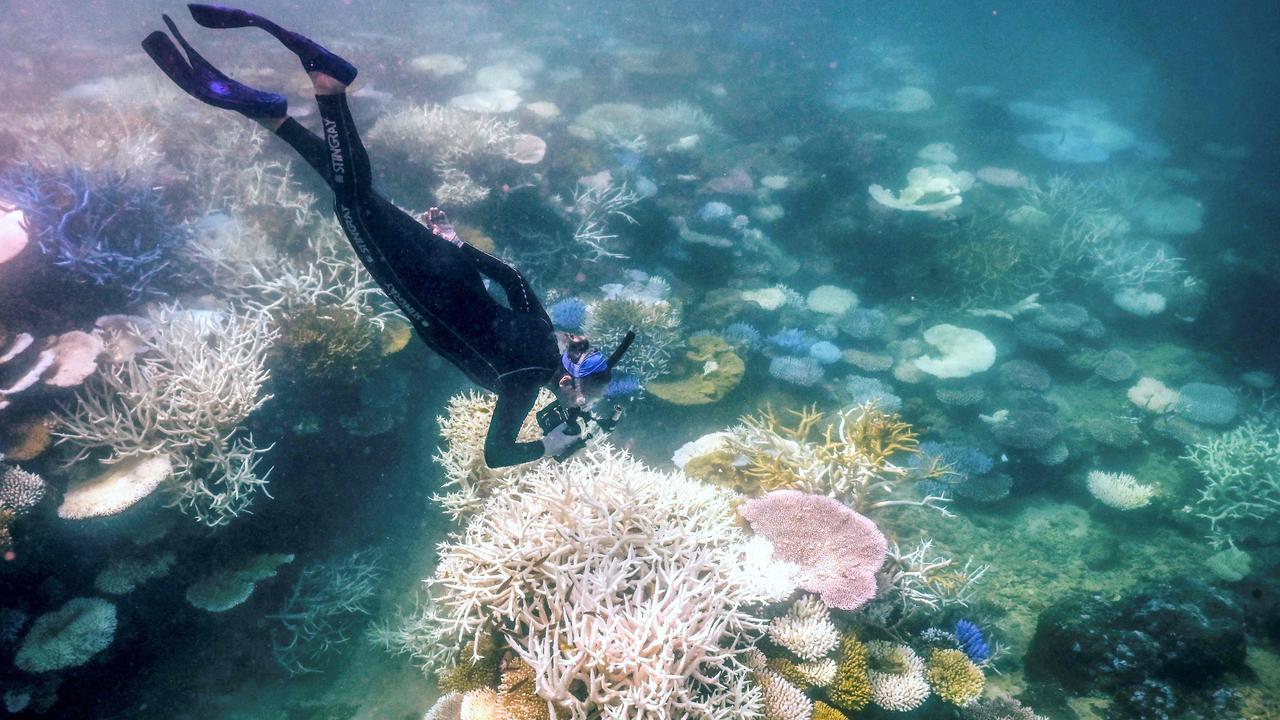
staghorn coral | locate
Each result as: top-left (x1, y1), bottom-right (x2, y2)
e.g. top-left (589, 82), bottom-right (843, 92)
top-left (419, 444), bottom-right (791, 719)
top-left (431, 390), bottom-right (554, 521)
top-left (367, 104), bottom-right (522, 209)
top-left (270, 550), bottom-right (384, 675)
top-left (865, 540), bottom-right (989, 632)
top-left (269, 303), bottom-right (381, 381)
top-left (1183, 420), bottom-right (1280, 546)
top-left (715, 404), bottom-right (934, 515)
top-left (926, 648), bottom-right (985, 706)
top-left (826, 633), bottom-right (873, 713)
top-left (963, 695), bottom-right (1048, 720)
top-left (0, 163), bottom-right (186, 301)
top-left (583, 294), bottom-right (682, 384)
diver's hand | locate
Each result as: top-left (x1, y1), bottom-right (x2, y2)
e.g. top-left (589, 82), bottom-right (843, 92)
top-left (425, 207), bottom-right (461, 246)
top-left (541, 423), bottom-right (580, 458)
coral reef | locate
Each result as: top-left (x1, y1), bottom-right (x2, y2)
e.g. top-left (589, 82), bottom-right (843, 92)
top-left (185, 553), bottom-right (295, 612)
top-left (647, 335), bottom-right (744, 405)
top-left (1183, 420), bottom-right (1280, 545)
top-left (431, 389), bottom-right (554, 521)
top-left (418, 444), bottom-right (793, 718)
top-left (94, 551), bottom-right (176, 595)
top-left (583, 291), bottom-right (681, 384)
top-left (1086, 470), bottom-right (1156, 510)
top-left (0, 163), bottom-right (186, 300)
top-left (766, 596), bottom-right (840, 661)
top-left (925, 648), bottom-right (985, 705)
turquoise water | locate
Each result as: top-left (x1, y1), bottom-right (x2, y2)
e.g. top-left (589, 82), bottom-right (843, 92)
top-left (0, 1), bottom-right (1277, 718)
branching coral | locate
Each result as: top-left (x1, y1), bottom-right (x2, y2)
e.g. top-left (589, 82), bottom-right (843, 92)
top-left (864, 641), bottom-right (930, 712)
top-left (1085, 470), bottom-right (1155, 510)
top-left (869, 540), bottom-right (988, 629)
top-left (827, 633), bottom-right (873, 713)
top-left (0, 163), bottom-right (186, 300)
top-left (569, 180), bottom-right (640, 261)
top-left (367, 104), bottom-right (522, 208)
top-left (270, 549), bottom-right (383, 675)
top-left (766, 596), bottom-right (840, 662)
top-left (584, 294), bottom-right (682, 384)
top-left (431, 390), bottom-right (555, 522)
top-left (1183, 420), bottom-right (1280, 546)
top-left (57, 304), bottom-right (277, 526)
top-left (418, 444), bottom-right (793, 719)
top-left (715, 404), bottom-right (941, 515)
top-left (926, 648), bottom-right (985, 706)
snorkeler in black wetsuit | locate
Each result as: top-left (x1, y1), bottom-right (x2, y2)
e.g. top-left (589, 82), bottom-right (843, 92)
top-left (142, 4), bottom-right (633, 467)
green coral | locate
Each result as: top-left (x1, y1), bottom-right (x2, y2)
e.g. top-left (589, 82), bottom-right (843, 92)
top-left (647, 335), bottom-right (745, 405)
top-left (1184, 420), bottom-right (1280, 546)
top-left (826, 633), bottom-right (872, 713)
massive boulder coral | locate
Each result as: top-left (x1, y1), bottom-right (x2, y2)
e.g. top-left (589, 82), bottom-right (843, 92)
top-left (420, 444), bottom-right (796, 719)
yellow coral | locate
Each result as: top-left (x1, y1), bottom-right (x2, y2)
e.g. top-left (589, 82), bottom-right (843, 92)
top-left (647, 335), bottom-right (745, 405)
top-left (724, 403), bottom-right (921, 511)
top-left (925, 649), bottom-right (985, 706)
top-left (497, 659), bottom-right (549, 720)
top-left (271, 304), bottom-right (380, 380)
top-left (378, 317), bottom-right (413, 355)
top-left (811, 700), bottom-right (848, 720)
top-left (767, 657), bottom-right (837, 689)
top-left (826, 633), bottom-right (872, 713)
top-left (438, 650), bottom-right (501, 694)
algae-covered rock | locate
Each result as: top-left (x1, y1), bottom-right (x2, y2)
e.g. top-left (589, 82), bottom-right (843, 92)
top-left (647, 335), bottom-right (744, 405)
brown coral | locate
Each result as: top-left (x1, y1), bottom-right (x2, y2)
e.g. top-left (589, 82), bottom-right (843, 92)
top-left (826, 633), bottom-right (872, 713)
top-left (271, 304), bottom-right (381, 380)
top-left (925, 648), bottom-right (985, 706)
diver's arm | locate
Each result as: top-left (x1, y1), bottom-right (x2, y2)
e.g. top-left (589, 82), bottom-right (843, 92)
top-left (483, 382), bottom-right (548, 468)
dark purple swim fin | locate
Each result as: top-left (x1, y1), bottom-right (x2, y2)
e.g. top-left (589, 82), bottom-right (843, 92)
top-left (188, 3), bottom-right (358, 85)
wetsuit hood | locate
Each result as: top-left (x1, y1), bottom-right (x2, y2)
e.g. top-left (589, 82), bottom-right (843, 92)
top-left (561, 330), bottom-right (636, 378)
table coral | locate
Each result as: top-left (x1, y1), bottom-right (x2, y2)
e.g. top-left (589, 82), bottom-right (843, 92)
top-left (647, 335), bottom-right (744, 405)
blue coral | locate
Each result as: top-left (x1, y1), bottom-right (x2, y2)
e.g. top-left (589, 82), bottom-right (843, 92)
top-left (766, 327), bottom-right (815, 354)
top-left (768, 356), bottom-right (824, 387)
top-left (548, 297), bottom-right (588, 331)
top-left (808, 341), bottom-right (842, 365)
top-left (605, 373), bottom-right (643, 399)
top-left (0, 163), bottom-right (185, 300)
top-left (722, 322), bottom-right (762, 351)
top-left (955, 619), bottom-right (991, 663)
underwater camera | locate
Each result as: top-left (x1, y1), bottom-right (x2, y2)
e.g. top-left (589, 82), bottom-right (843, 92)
top-left (536, 401), bottom-right (623, 462)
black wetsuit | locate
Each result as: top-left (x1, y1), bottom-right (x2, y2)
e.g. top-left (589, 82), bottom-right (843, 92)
top-left (275, 94), bottom-right (559, 467)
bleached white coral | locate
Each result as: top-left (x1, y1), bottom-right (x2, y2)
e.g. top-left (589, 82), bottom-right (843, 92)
top-left (431, 389), bottom-right (555, 521)
top-left (1086, 470), bottom-right (1155, 510)
top-left (57, 305), bottom-right (277, 526)
top-left (865, 641), bottom-right (930, 712)
top-left (425, 444), bottom-right (793, 719)
top-left (757, 668), bottom-right (812, 720)
top-left (767, 596), bottom-right (839, 661)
